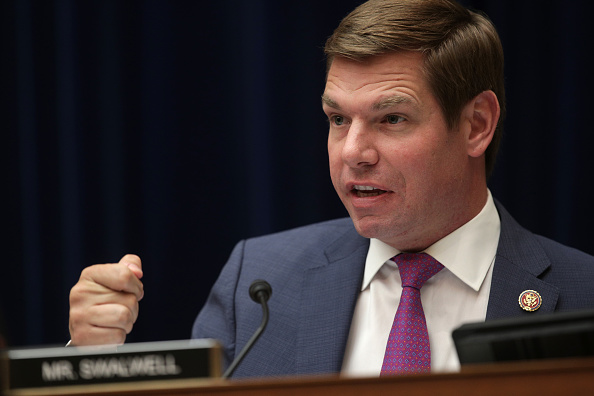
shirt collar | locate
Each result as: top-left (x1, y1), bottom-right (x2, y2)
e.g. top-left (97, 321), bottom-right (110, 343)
top-left (361, 190), bottom-right (500, 292)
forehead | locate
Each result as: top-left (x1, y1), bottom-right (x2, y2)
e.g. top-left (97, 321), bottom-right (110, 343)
top-left (323, 52), bottom-right (433, 109)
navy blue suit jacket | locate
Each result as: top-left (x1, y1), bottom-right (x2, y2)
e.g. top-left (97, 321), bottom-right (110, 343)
top-left (192, 202), bottom-right (594, 378)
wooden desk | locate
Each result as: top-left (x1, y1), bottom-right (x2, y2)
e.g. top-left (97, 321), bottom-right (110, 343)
top-left (8, 357), bottom-right (594, 396)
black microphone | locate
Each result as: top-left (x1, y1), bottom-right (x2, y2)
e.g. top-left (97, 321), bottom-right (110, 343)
top-left (222, 279), bottom-right (272, 379)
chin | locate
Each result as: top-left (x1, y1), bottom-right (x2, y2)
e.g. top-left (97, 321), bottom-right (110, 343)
top-left (351, 216), bottom-right (392, 240)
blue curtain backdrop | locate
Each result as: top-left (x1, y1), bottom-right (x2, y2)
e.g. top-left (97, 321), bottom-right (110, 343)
top-left (1, 0), bottom-right (593, 347)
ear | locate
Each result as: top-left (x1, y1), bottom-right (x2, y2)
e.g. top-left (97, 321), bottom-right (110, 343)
top-left (463, 90), bottom-right (500, 158)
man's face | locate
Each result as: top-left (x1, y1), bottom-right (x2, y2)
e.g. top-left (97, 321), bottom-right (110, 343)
top-left (323, 52), bottom-right (476, 251)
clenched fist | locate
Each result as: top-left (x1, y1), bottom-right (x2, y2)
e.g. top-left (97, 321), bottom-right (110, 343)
top-left (69, 254), bottom-right (144, 346)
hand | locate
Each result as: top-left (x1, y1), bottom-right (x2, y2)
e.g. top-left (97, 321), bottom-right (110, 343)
top-left (69, 254), bottom-right (144, 346)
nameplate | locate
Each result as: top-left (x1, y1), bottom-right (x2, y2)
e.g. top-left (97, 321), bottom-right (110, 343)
top-left (1, 339), bottom-right (221, 391)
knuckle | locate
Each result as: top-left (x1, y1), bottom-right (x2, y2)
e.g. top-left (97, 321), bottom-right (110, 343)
top-left (69, 306), bottom-right (83, 323)
top-left (124, 322), bottom-right (134, 334)
top-left (70, 324), bottom-right (92, 345)
top-left (69, 287), bottom-right (80, 304)
top-left (114, 305), bottom-right (134, 325)
top-left (114, 330), bottom-right (127, 344)
top-left (80, 266), bottom-right (92, 278)
top-left (113, 268), bottom-right (135, 291)
top-left (69, 282), bottom-right (87, 302)
top-left (80, 264), bottom-right (99, 280)
top-left (124, 293), bottom-right (139, 310)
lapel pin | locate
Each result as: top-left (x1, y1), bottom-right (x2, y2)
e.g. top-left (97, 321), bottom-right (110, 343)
top-left (519, 290), bottom-right (542, 312)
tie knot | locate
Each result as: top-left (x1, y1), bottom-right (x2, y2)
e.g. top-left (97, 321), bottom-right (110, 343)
top-left (392, 252), bottom-right (444, 289)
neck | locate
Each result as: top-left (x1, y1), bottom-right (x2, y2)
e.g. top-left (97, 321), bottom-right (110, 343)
top-left (390, 186), bottom-right (489, 253)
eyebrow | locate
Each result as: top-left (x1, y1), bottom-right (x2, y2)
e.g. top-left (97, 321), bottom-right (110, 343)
top-left (321, 94), bottom-right (412, 111)
top-left (321, 94), bottom-right (340, 110)
top-left (372, 95), bottom-right (412, 110)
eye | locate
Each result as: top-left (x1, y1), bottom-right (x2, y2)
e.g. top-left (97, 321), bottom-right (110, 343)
top-left (331, 115), bottom-right (346, 126)
top-left (385, 114), bottom-right (405, 124)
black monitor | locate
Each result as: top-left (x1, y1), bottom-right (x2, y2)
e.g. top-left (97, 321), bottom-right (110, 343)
top-left (452, 309), bottom-right (594, 365)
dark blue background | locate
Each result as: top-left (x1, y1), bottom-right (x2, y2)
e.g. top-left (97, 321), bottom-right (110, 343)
top-left (1, 0), bottom-right (593, 347)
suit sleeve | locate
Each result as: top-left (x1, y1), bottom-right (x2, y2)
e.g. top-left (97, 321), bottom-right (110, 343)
top-left (191, 240), bottom-right (245, 370)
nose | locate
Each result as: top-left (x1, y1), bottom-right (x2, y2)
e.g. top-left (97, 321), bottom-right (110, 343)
top-left (341, 121), bottom-right (379, 168)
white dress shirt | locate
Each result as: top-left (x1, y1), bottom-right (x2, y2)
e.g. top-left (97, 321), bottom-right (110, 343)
top-left (341, 190), bottom-right (501, 376)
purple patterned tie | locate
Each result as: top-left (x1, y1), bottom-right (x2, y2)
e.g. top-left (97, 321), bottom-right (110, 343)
top-left (380, 253), bottom-right (444, 375)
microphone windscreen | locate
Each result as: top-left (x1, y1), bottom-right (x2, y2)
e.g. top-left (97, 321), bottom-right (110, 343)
top-left (249, 280), bottom-right (272, 302)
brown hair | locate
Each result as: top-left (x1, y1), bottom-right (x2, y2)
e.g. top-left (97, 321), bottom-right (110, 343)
top-left (324, 0), bottom-right (505, 177)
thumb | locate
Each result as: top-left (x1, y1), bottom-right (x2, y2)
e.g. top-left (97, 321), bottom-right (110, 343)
top-left (119, 254), bottom-right (143, 279)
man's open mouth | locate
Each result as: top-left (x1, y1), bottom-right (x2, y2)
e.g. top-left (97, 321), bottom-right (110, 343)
top-left (352, 185), bottom-right (387, 198)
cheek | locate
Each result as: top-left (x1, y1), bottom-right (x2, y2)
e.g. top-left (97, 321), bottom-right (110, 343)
top-left (328, 162), bottom-right (339, 187)
top-left (327, 139), bottom-right (343, 168)
top-left (414, 144), bottom-right (466, 196)
top-left (386, 142), bottom-right (445, 192)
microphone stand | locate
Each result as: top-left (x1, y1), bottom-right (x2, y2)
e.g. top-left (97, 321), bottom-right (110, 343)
top-left (222, 280), bottom-right (271, 379)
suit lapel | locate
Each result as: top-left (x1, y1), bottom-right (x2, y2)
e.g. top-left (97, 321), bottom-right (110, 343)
top-left (487, 202), bottom-right (560, 320)
top-left (295, 225), bottom-right (368, 375)
top-left (290, 202), bottom-right (560, 373)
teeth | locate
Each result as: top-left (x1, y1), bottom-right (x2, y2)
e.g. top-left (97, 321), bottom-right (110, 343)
top-left (352, 184), bottom-right (387, 198)
top-left (353, 185), bottom-right (376, 191)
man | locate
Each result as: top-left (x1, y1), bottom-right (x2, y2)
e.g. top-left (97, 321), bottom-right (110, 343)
top-left (69, 0), bottom-right (594, 378)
